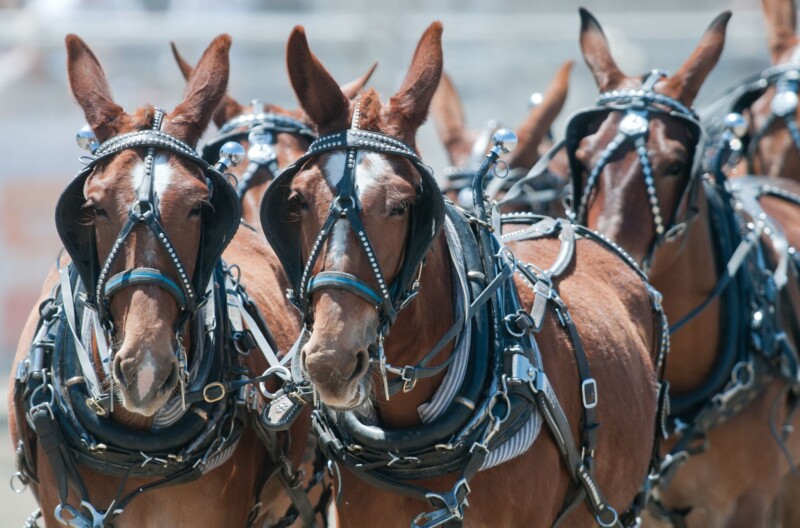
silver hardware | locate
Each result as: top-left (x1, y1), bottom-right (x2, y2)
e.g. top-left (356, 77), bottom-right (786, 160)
top-left (510, 354), bottom-right (538, 383)
top-left (530, 281), bottom-right (551, 331)
top-left (491, 128), bottom-right (518, 155)
top-left (620, 112), bottom-right (648, 136)
top-left (772, 90), bottom-right (799, 117)
top-left (250, 99), bottom-right (266, 114)
top-left (723, 112), bottom-right (748, 138)
top-left (528, 92), bottom-right (543, 108)
top-left (258, 365), bottom-right (292, 399)
top-left (217, 141), bottom-right (246, 170)
top-left (581, 378), bottom-right (598, 409)
top-left (9, 471), bottom-right (28, 493)
top-left (76, 125), bottom-right (99, 153)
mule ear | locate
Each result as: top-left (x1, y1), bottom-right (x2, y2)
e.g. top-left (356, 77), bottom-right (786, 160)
top-left (579, 8), bottom-right (625, 92)
top-left (340, 62), bottom-right (378, 100)
top-left (387, 22), bottom-right (444, 137)
top-left (430, 72), bottom-right (471, 164)
top-left (668, 12), bottom-right (731, 105)
top-left (763, 0), bottom-right (799, 63)
top-left (286, 26), bottom-right (350, 133)
top-left (171, 41), bottom-right (243, 130)
top-left (507, 61), bottom-right (573, 169)
top-left (168, 34), bottom-right (231, 146)
top-left (66, 34), bottom-right (126, 142)
top-left (170, 41), bottom-right (195, 81)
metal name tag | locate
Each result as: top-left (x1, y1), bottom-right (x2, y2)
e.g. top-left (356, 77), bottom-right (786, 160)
top-left (260, 393), bottom-right (304, 431)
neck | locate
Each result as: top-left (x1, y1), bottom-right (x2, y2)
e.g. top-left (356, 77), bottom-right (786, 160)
top-left (374, 233), bottom-right (454, 428)
top-left (648, 186), bottom-right (721, 392)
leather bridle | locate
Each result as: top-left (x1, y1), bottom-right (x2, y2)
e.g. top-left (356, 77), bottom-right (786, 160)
top-left (202, 101), bottom-right (316, 201)
top-left (564, 70), bottom-right (705, 269)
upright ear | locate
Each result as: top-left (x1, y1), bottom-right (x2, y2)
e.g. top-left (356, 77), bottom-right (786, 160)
top-left (171, 41), bottom-right (255, 131)
top-left (340, 62), bottom-right (378, 100)
top-left (168, 34), bottom-right (231, 146)
top-left (66, 34), bottom-right (127, 142)
top-left (668, 12), bottom-right (731, 105)
top-left (762, 0), bottom-right (798, 63)
top-left (430, 72), bottom-right (470, 163)
top-left (507, 61), bottom-right (573, 169)
top-left (387, 22), bottom-right (444, 140)
top-left (579, 8), bottom-right (625, 92)
top-left (286, 26), bottom-right (350, 133)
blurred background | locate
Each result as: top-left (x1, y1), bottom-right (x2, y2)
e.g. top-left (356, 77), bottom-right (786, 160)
top-left (0, 0), bottom-right (773, 523)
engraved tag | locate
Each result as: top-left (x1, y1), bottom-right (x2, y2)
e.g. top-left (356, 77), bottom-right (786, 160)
top-left (530, 282), bottom-right (550, 331)
top-left (260, 393), bottom-right (304, 431)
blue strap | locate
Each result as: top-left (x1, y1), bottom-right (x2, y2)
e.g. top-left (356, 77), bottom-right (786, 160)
top-left (307, 272), bottom-right (382, 307)
top-left (104, 268), bottom-right (188, 308)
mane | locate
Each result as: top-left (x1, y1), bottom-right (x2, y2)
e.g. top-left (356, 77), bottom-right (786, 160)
top-left (347, 88), bottom-right (419, 149)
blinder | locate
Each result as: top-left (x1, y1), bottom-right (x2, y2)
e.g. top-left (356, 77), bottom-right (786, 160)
top-left (712, 60), bottom-right (800, 171)
top-left (564, 71), bottom-right (705, 258)
top-left (56, 108), bottom-right (241, 323)
top-left (201, 102), bottom-right (316, 201)
top-left (260, 125), bottom-right (444, 333)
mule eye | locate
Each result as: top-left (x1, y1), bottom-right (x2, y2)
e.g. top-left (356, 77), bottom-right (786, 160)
top-left (664, 162), bottom-right (686, 177)
top-left (389, 203), bottom-right (409, 217)
top-left (83, 202), bottom-right (107, 217)
top-left (290, 191), bottom-right (309, 211)
top-left (188, 204), bottom-right (203, 218)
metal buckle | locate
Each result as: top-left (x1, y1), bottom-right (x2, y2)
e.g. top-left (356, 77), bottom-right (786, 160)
top-left (510, 353), bottom-right (538, 384)
top-left (401, 366), bottom-right (417, 393)
top-left (202, 382), bottom-right (226, 403)
top-left (581, 378), bottom-right (598, 409)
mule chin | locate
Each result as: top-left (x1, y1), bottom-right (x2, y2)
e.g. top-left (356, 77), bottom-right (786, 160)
top-left (315, 378), bottom-right (368, 412)
top-left (115, 388), bottom-right (174, 418)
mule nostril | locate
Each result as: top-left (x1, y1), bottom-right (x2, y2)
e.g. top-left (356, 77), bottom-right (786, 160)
top-left (346, 350), bottom-right (369, 382)
top-left (113, 357), bottom-right (127, 387)
top-left (159, 363), bottom-right (178, 393)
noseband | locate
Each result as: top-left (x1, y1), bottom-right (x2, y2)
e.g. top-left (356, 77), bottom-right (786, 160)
top-left (565, 70), bottom-right (704, 267)
top-left (202, 101), bottom-right (316, 201)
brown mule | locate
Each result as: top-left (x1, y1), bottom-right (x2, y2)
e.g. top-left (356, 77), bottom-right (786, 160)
top-left (171, 42), bottom-right (376, 228)
top-left (718, 0), bottom-right (800, 180)
top-left (570, 8), bottom-right (800, 527)
top-left (261, 22), bottom-right (663, 527)
top-left (6, 34), bottom-right (304, 527)
top-left (430, 62), bottom-right (572, 214)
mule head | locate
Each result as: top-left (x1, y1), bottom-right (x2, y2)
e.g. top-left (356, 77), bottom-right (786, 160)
top-left (572, 9), bottom-right (729, 267)
top-left (743, 0), bottom-right (800, 177)
top-left (278, 23), bottom-right (443, 408)
top-left (66, 34), bottom-right (231, 416)
top-left (430, 62), bottom-right (572, 203)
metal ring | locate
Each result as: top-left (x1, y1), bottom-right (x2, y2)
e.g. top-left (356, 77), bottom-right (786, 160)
top-left (493, 160), bottom-right (510, 179)
top-left (202, 382), bottom-right (227, 403)
top-left (732, 361), bottom-right (755, 389)
top-left (503, 313), bottom-right (527, 338)
top-left (596, 507), bottom-right (619, 528)
top-left (9, 472), bottom-right (28, 493)
top-left (497, 246), bottom-right (518, 274)
top-left (258, 366), bottom-right (292, 399)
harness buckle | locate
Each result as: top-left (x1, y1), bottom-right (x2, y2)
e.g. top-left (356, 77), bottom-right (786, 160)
top-left (510, 353), bottom-right (538, 384)
top-left (401, 366), bottom-right (418, 393)
top-left (581, 378), bottom-right (598, 409)
top-left (202, 382), bottom-right (226, 403)
top-left (9, 471), bottom-right (28, 494)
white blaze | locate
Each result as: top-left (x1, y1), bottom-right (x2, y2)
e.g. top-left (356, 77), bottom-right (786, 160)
top-left (131, 154), bottom-right (174, 199)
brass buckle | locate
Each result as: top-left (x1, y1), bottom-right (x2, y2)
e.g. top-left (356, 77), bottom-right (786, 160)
top-left (85, 397), bottom-right (107, 416)
top-left (202, 382), bottom-right (226, 403)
